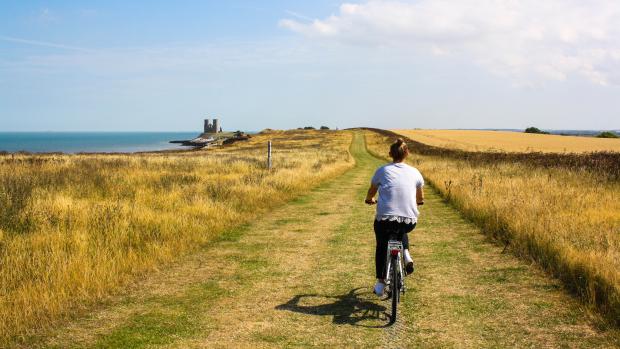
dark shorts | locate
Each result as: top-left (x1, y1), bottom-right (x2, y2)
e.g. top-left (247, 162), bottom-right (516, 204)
top-left (373, 219), bottom-right (416, 279)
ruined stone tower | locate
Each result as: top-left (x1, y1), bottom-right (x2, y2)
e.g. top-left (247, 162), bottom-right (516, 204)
top-left (203, 118), bottom-right (221, 133)
top-left (213, 119), bottom-right (221, 133)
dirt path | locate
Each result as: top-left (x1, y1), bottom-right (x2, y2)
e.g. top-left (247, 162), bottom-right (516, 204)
top-left (41, 132), bottom-right (619, 348)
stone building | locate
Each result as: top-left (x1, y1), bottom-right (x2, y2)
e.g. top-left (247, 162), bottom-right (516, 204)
top-left (204, 119), bottom-right (222, 133)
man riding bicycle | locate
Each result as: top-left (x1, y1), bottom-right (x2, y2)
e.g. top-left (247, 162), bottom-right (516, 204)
top-left (365, 138), bottom-right (424, 297)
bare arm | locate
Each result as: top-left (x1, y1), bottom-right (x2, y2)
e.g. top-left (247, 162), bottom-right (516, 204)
top-left (365, 183), bottom-right (378, 205)
top-left (416, 186), bottom-right (425, 205)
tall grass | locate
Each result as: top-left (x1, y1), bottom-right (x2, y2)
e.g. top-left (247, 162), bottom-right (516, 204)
top-left (365, 130), bottom-right (620, 325)
top-left (0, 130), bottom-right (353, 344)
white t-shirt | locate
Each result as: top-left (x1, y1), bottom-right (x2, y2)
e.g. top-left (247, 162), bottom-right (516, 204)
top-left (371, 162), bottom-right (424, 222)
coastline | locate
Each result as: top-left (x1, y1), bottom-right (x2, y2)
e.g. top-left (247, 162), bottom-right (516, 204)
top-left (0, 132), bottom-right (199, 154)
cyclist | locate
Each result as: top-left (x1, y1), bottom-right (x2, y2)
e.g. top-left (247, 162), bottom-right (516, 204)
top-left (365, 138), bottom-right (424, 297)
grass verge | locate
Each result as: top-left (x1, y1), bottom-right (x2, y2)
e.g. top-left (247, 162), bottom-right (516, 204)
top-left (0, 130), bottom-right (353, 346)
top-left (365, 129), bottom-right (620, 326)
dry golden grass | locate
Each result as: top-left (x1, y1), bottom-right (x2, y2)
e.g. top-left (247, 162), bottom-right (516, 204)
top-left (0, 129), bottom-right (353, 344)
top-left (38, 133), bottom-right (620, 348)
top-left (393, 129), bottom-right (620, 153)
top-left (366, 130), bottom-right (620, 324)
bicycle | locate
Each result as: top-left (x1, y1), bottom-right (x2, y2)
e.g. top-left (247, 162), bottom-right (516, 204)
top-left (383, 233), bottom-right (406, 323)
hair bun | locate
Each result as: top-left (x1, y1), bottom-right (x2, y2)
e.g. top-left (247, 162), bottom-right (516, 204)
top-left (389, 138), bottom-right (409, 161)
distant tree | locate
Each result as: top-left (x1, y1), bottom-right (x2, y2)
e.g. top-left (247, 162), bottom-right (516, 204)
top-left (597, 131), bottom-right (619, 138)
top-left (524, 127), bottom-right (549, 134)
top-left (320, 126), bottom-right (330, 130)
top-left (303, 126), bottom-right (316, 130)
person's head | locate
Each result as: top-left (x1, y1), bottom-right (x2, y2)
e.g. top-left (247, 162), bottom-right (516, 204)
top-left (389, 138), bottom-right (409, 163)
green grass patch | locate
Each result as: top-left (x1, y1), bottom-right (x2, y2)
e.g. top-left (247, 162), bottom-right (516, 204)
top-left (214, 224), bottom-right (251, 243)
top-left (238, 257), bottom-right (270, 271)
top-left (427, 241), bottom-right (471, 264)
top-left (92, 311), bottom-right (194, 349)
top-left (445, 294), bottom-right (508, 317)
top-left (478, 266), bottom-right (528, 283)
top-left (290, 196), bottom-right (312, 205)
top-left (251, 331), bottom-right (288, 344)
top-left (274, 217), bottom-right (304, 226)
top-left (89, 281), bottom-right (225, 348)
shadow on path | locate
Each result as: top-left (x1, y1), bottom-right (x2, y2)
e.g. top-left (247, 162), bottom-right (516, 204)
top-left (275, 287), bottom-right (391, 328)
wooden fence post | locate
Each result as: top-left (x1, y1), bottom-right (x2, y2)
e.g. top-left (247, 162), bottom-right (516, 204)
top-left (267, 141), bottom-right (272, 170)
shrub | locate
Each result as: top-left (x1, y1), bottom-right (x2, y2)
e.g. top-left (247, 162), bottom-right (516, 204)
top-left (597, 131), bottom-right (619, 138)
top-left (524, 127), bottom-right (549, 134)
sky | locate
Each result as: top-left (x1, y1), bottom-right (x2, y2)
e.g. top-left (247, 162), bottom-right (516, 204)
top-left (1, 0), bottom-right (619, 132)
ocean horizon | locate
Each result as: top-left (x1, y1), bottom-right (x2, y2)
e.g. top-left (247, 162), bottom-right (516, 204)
top-left (0, 132), bottom-right (201, 154)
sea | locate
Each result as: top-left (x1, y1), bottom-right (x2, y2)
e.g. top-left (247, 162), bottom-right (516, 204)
top-left (0, 132), bottom-right (200, 153)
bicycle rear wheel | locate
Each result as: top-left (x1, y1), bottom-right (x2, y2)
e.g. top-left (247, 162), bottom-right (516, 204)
top-left (390, 255), bottom-right (400, 323)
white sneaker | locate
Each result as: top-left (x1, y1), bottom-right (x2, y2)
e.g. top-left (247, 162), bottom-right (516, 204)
top-left (404, 249), bottom-right (415, 274)
top-left (374, 281), bottom-right (385, 297)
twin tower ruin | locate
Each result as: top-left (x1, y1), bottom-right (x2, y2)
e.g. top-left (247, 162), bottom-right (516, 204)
top-left (204, 119), bottom-right (222, 134)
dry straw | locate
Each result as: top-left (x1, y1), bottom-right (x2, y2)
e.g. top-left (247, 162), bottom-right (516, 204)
top-left (0, 129), bottom-right (353, 345)
top-left (365, 129), bottom-right (620, 326)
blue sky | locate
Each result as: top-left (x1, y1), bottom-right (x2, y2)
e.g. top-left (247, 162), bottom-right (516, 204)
top-left (1, 0), bottom-right (619, 132)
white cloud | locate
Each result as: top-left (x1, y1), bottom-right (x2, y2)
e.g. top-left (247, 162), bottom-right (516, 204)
top-left (284, 10), bottom-right (314, 22)
top-left (0, 35), bottom-right (91, 52)
top-left (280, 0), bottom-right (620, 85)
top-left (0, 38), bottom-right (320, 77)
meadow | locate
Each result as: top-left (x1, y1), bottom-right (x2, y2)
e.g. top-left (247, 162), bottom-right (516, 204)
top-left (0, 130), bottom-right (353, 343)
top-left (395, 129), bottom-right (620, 153)
top-left (365, 130), bottom-right (620, 325)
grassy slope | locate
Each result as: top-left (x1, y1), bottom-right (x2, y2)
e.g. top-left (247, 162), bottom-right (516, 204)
top-left (37, 133), bottom-right (619, 348)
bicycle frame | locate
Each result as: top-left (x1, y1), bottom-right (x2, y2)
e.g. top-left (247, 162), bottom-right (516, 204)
top-left (384, 236), bottom-right (405, 322)
top-left (384, 240), bottom-right (405, 293)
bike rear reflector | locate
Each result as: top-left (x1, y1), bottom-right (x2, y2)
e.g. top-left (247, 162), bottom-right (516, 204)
top-left (390, 249), bottom-right (399, 256)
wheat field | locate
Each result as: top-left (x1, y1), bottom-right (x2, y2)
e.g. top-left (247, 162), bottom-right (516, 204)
top-left (366, 130), bottom-right (620, 325)
top-left (393, 129), bottom-right (620, 153)
top-left (0, 129), bottom-right (353, 343)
